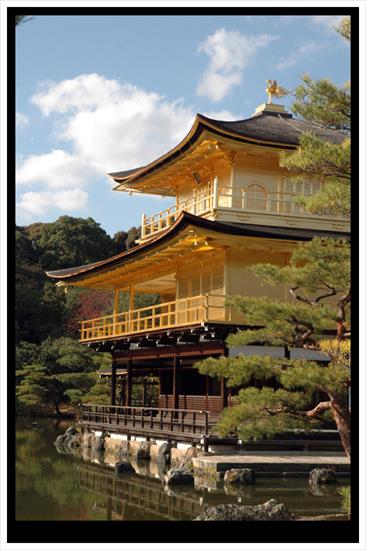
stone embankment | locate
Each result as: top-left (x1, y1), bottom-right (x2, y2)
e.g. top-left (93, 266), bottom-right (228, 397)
top-left (54, 426), bottom-right (350, 522)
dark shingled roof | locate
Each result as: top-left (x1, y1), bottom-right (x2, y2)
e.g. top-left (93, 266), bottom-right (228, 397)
top-left (109, 110), bottom-right (347, 183)
top-left (46, 211), bottom-right (349, 282)
top-left (200, 112), bottom-right (346, 146)
top-left (109, 165), bottom-right (147, 179)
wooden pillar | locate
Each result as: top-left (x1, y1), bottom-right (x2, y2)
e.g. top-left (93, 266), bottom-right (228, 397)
top-left (111, 363), bottom-right (117, 406)
top-left (205, 375), bottom-right (209, 411)
top-left (172, 355), bottom-right (180, 410)
top-left (113, 289), bottom-right (119, 334)
top-left (126, 358), bottom-right (132, 407)
top-left (113, 288), bottom-right (119, 315)
top-left (129, 286), bottom-right (135, 332)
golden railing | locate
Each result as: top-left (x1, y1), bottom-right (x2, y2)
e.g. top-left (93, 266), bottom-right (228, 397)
top-left (140, 180), bottom-right (349, 241)
top-left (141, 181), bottom-right (215, 240)
top-left (79, 293), bottom-right (230, 342)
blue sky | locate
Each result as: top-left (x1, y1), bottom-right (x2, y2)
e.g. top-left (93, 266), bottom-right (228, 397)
top-left (16, 14), bottom-right (350, 236)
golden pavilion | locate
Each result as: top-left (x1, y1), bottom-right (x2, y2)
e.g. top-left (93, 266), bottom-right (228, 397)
top-left (46, 91), bottom-right (349, 448)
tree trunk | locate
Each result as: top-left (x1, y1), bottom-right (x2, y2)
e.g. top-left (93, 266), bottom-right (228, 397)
top-left (330, 394), bottom-right (351, 459)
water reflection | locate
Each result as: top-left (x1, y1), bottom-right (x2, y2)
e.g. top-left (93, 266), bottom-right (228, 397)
top-left (16, 419), bottom-right (349, 521)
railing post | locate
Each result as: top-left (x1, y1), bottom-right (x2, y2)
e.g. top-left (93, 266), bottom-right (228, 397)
top-left (204, 411), bottom-right (209, 438)
top-left (141, 213), bottom-right (146, 239)
top-left (204, 294), bottom-right (209, 322)
top-left (213, 176), bottom-right (219, 209)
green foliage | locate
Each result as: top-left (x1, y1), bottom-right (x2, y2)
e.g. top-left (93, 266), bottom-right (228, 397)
top-left (82, 375), bottom-right (110, 405)
top-left (338, 486), bottom-right (351, 515)
top-left (289, 74), bottom-right (350, 130)
top-left (15, 15), bottom-right (34, 26)
top-left (113, 230), bottom-right (128, 252)
top-left (16, 341), bottom-right (40, 369)
top-left (196, 355), bottom-right (276, 387)
top-left (280, 67), bottom-right (350, 217)
top-left (16, 337), bottom-right (110, 415)
top-left (217, 387), bottom-right (313, 441)
top-left (195, 235), bottom-right (350, 449)
top-left (15, 215), bottom-right (160, 415)
top-left (251, 238), bottom-right (350, 300)
top-left (16, 229), bottom-right (38, 265)
top-left (125, 226), bottom-right (141, 249)
top-left (31, 216), bottom-right (117, 270)
top-left (337, 16), bottom-right (351, 42)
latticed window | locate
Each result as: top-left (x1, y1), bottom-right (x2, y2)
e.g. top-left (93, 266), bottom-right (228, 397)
top-left (246, 184), bottom-right (268, 210)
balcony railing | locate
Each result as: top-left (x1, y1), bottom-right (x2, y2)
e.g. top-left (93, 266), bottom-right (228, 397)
top-left (141, 181), bottom-right (215, 240)
top-left (80, 294), bottom-right (231, 343)
top-left (140, 179), bottom-right (349, 241)
top-left (80, 404), bottom-right (215, 448)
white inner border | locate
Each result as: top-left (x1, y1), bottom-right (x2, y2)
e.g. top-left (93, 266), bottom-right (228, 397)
top-left (1, 1), bottom-right (365, 549)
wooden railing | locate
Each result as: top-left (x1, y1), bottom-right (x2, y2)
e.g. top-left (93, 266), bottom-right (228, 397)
top-left (140, 179), bottom-right (349, 241)
top-left (81, 404), bottom-right (211, 441)
top-left (80, 293), bottom-right (230, 342)
top-left (141, 181), bottom-right (215, 240)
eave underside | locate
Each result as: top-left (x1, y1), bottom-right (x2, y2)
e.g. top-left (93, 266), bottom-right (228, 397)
top-left (46, 213), bottom-right (349, 291)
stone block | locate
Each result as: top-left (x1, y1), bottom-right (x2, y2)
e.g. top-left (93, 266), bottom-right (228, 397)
top-left (224, 468), bottom-right (256, 485)
top-left (171, 447), bottom-right (185, 467)
top-left (309, 468), bottom-right (337, 484)
top-left (164, 468), bottom-right (194, 486)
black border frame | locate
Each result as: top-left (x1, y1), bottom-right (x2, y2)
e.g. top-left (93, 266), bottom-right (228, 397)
top-left (7, 5), bottom-right (359, 545)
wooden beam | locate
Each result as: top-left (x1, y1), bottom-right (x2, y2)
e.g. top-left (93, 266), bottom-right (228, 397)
top-left (113, 341), bottom-right (226, 361)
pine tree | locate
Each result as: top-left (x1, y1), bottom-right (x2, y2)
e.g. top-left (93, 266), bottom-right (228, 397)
top-left (196, 238), bottom-right (351, 457)
top-left (196, 19), bottom-right (352, 456)
top-left (280, 17), bottom-right (350, 217)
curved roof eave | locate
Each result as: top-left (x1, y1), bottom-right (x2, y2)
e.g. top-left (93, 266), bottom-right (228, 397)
top-left (109, 113), bottom-right (299, 188)
top-left (46, 211), bottom-right (349, 284)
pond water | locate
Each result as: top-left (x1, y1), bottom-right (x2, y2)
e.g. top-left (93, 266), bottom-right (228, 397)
top-left (16, 418), bottom-right (349, 521)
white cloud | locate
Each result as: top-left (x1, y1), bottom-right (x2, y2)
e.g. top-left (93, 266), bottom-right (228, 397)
top-left (17, 189), bottom-right (88, 219)
top-left (16, 149), bottom-right (96, 188)
top-left (311, 16), bottom-right (344, 33)
top-left (196, 29), bottom-right (278, 102)
top-left (16, 112), bottom-right (29, 128)
top-left (30, 74), bottom-right (195, 172)
top-left (275, 41), bottom-right (320, 70)
top-left (17, 73), bottom-right (239, 223)
top-left (202, 109), bottom-right (241, 121)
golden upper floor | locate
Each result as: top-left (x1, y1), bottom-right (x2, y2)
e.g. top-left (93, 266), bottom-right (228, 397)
top-left (109, 103), bottom-right (349, 242)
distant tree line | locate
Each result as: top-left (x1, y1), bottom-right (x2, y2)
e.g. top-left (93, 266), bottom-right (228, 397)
top-left (15, 216), bottom-right (143, 416)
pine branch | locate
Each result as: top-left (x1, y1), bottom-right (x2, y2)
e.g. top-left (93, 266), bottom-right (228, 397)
top-left (303, 400), bottom-right (331, 418)
top-left (336, 287), bottom-right (351, 339)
